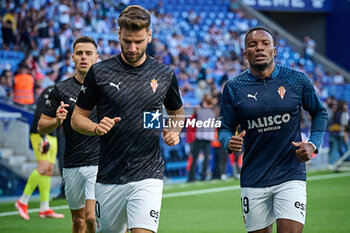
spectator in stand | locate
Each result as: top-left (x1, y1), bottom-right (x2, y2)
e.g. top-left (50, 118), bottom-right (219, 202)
top-left (329, 100), bottom-right (349, 165)
top-left (57, 0), bottom-right (71, 27)
top-left (0, 76), bottom-right (8, 98)
top-left (2, 9), bottom-right (17, 50)
top-left (41, 70), bottom-right (57, 89)
top-left (188, 94), bottom-right (216, 182)
top-left (195, 80), bottom-right (209, 102)
top-left (304, 35), bottom-right (316, 61)
top-left (211, 127), bottom-right (229, 180)
top-left (0, 69), bottom-right (14, 99)
top-left (333, 71), bottom-right (345, 85)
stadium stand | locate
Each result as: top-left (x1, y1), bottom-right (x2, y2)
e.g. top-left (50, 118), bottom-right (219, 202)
top-left (0, 0), bottom-right (349, 190)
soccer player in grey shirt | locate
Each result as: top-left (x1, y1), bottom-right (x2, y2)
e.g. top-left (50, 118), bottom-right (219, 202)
top-left (71, 5), bottom-right (185, 233)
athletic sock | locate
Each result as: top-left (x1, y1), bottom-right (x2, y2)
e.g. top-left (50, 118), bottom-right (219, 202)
top-left (21, 169), bottom-right (42, 204)
top-left (39, 175), bottom-right (51, 206)
top-left (40, 201), bottom-right (50, 212)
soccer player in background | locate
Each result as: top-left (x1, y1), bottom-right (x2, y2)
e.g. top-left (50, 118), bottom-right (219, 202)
top-left (16, 86), bottom-right (64, 220)
top-left (71, 5), bottom-right (185, 233)
top-left (218, 26), bottom-right (328, 233)
top-left (37, 36), bottom-right (99, 233)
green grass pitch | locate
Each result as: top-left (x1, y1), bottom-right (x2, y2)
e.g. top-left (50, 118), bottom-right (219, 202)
top-left (0, 170), bottom-right (349, 233)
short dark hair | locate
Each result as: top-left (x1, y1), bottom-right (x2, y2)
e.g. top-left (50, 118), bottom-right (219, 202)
top-left (244, 26), bottom-right (274, 45)
top-left (73, 36), bottom-right (98, 50)
top-left (118, 5), bottom-right (151, 31)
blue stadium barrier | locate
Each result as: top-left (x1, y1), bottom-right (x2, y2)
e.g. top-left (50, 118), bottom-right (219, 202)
top-left (0, 100), bottom-right (34, 126)
top-left (166, 161), bottom-right (187, 170)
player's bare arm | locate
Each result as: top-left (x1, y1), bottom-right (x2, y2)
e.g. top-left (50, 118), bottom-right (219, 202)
top-left (71, 105), bottom-right (121, 136)
top-left (228, 130), bottom-right (246, 153)
top-left (37, 101), bottom-right (69, 134)
top-left (292, 141), bottom-right (315, 162)
top-left (163, 107), bottom-right (185, 146)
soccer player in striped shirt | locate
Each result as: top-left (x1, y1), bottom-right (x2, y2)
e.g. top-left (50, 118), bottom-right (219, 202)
top-left (38, 36), bottom-right (99, 233)
top-left (71, 5), bottom-right (185, 233)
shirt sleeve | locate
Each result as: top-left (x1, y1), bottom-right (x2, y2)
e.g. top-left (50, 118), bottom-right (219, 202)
top-left (42, 85), bottom-right (61, 118)
top-left (76, 66), bottom-right (98, 111)
top-left (164, 73), bottom-right (183, 111)
top-left (218, 83), bottom-right (239, 153)
top-left (301, 74), bottom-right (328, 153)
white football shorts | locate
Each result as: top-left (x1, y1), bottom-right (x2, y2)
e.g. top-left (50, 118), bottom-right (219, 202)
top-left (63, 166), bottom-right (98, 210)
top-left (241, 180), bottom-right (307, 232)
top-left (95, 179), bottom-right (163, 233)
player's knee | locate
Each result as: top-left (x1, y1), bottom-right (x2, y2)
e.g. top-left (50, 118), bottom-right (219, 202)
top-left (37, 168), bottom-right (46, 175)
top-left (85, 214), bottom-right (95, 226)
top-left (72, 215), bottom-right (85, 228)
top-left (46, 167), bottom-right (53, 176)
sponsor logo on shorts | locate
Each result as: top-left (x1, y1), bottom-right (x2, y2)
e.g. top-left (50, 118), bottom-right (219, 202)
top-left (294, 201), bottom-right (306, 217)
top-left (294, 201), bottom-right (305, 210)
top-left (150, 210), bottom-right (159, 224)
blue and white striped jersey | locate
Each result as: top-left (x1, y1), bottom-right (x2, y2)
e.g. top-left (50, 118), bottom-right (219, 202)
top-left (219, 64), bottom-right (328, 187)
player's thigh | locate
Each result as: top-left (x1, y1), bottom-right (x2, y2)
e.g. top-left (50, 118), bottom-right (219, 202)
top-left (95, 183), bottom-right (128, 233)
top-left (37, 160), bottom-right (51, 175)
top-left (127, 179), bottom-right (163, 233)
top-left (37, 161), bottom-right (54, 176)
top-left (131, 228), bottom-right (153, 233)
top-left (241, 187), bottom-right (275, 232)
top-left (63, 167), bottom-right (85, 210)
top-left (81, 166), bottom-right (98, 201)
top-left (46, 134), bottom-right (58, 164)
top-left (276, 218), bottom-right (303, 233)
top-left (30, 134), bottom-right (57, 164)
top-left (30, 133), bottom-right (44, 161)
top-left (273, 180), bottom-right (307, 226)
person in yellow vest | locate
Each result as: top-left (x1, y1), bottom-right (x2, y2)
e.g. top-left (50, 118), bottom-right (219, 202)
top-left (13, 65), bottom-right (34, 105)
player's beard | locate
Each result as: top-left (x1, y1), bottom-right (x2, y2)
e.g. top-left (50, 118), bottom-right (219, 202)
top-left (121, 47), bottom-right (146, 65)
top-left (251, 62), bottom-right (268, 71)
top-left (250, 59), bottom-right (272, 71)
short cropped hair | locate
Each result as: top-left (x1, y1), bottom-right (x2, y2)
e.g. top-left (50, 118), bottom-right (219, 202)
top-left (244, 26), bottom-right (274, 45)
top-left (73, 36), bottom-right (98, 50)
top-left (118, 5), bottom-right (151, 31)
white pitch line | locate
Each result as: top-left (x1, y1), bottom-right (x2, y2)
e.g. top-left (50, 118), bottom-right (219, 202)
top-left (1, 172), bottom-right (349, 217)
top-left (307, 172), bottom-right (350, 181)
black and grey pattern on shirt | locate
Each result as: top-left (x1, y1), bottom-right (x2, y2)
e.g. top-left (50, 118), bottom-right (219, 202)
top-left (42, 77), bottom-right (100, 168)
top-left (76, 54), bottom-right (183, 184)
top-left (30, 86), bottom-right (56, 136)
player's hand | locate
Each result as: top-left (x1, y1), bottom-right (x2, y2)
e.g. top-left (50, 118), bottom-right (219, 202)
top-left (95, 117), bottom-right (121, 136)
top-left (292, 141), bottom-right (314, 162)
top-left (162, 129), bottom-right (180, 146)
top-left (56, 101), bottom-right (69, 125)
top-left (228, 130), bottom-right (246, 153)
